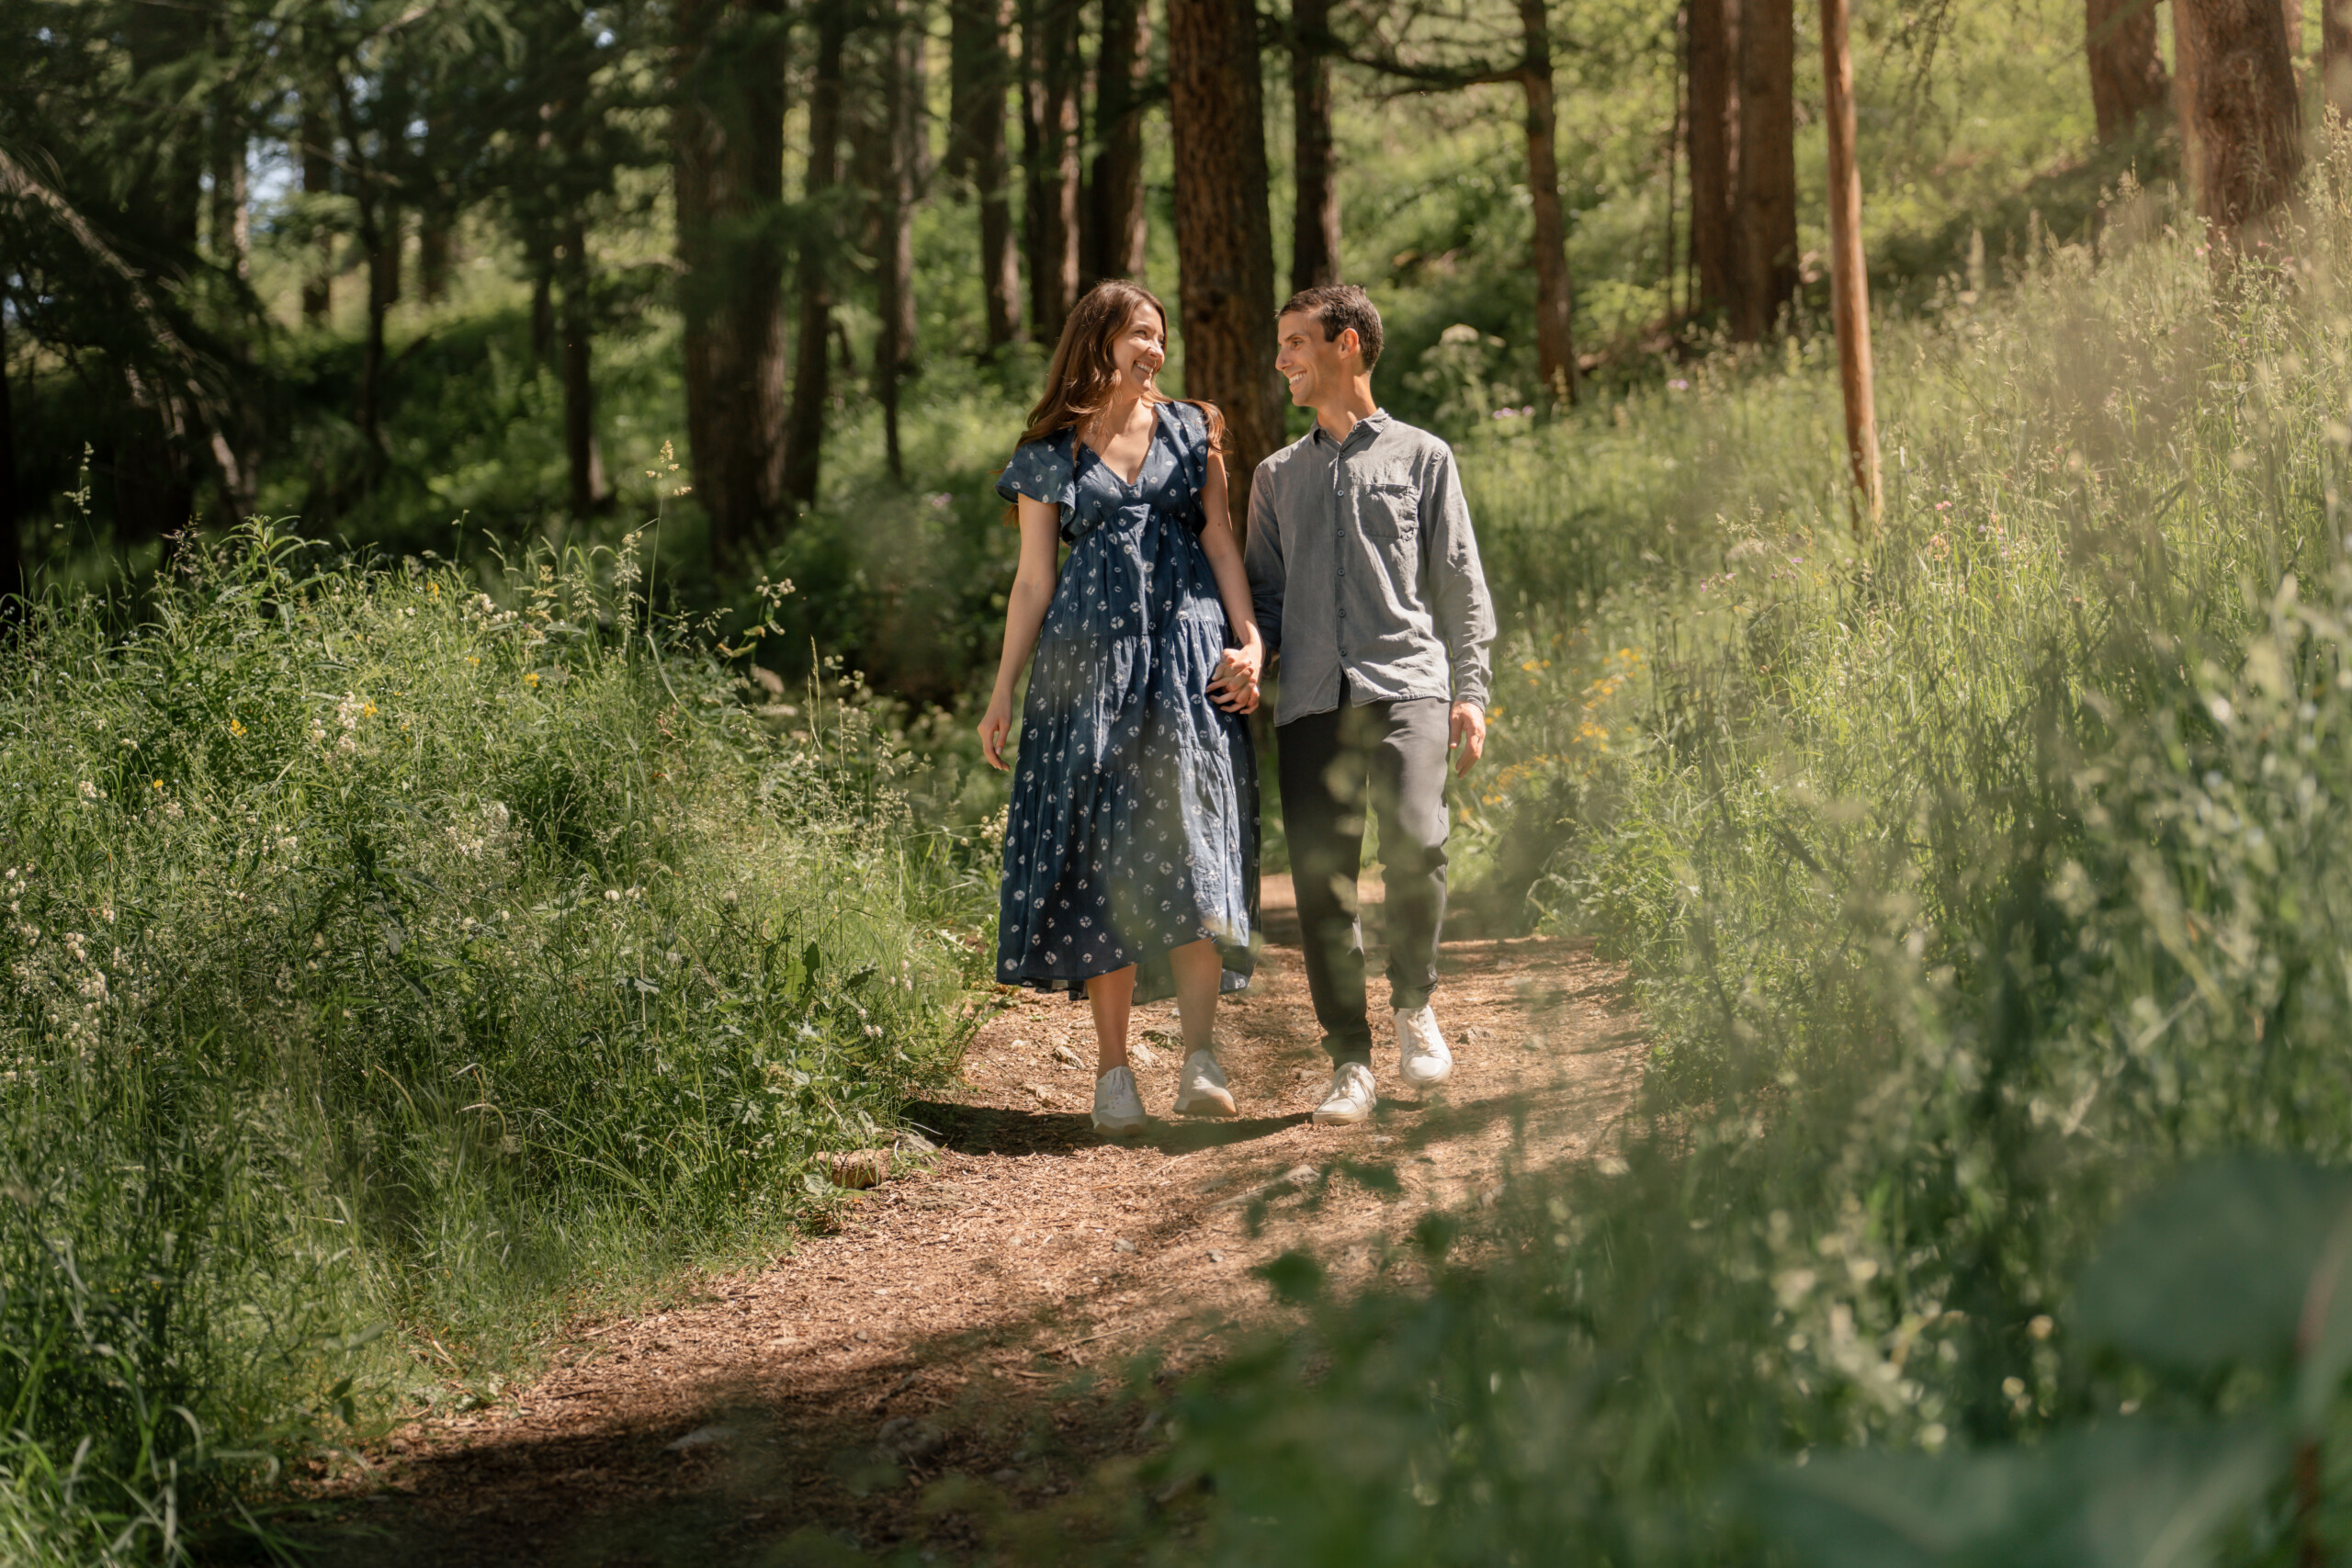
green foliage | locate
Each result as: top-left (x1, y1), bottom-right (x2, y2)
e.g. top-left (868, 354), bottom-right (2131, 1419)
top-left (960, 164), bottom-right (2352, 1565)
top-left (0, 523), bottom-right (981, 1557)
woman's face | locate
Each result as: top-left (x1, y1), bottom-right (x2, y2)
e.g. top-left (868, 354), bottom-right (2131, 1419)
top-left (1109, 305), bottom-right (1167, 395)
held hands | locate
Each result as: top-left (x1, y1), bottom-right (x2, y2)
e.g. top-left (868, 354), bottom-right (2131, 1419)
top-left (1449, 701), bottom-right (1487, 775)
top-left (1208, 637), bottom-right (1264, 715)
top-left (978, 693), bottom-right (1014, 770)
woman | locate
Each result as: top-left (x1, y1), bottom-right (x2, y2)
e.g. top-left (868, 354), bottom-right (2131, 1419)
top-left (980, 280), bottom-right (1264, 1134)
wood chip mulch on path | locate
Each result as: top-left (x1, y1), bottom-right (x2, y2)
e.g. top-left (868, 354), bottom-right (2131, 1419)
top-left (300, 874), bottom-right (1643, 1566)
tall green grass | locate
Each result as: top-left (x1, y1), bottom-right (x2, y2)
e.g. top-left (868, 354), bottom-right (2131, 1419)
top-left (0, 524), bottom-right (982, 1559)
top-left (998, 164), bottom-right (2352, 1563)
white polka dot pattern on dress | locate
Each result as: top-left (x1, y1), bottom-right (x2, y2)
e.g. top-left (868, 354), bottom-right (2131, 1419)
top-left (990, 401), bottom-right (1259, 1002)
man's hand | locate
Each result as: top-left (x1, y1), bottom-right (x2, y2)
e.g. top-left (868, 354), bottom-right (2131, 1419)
top-left (1449, 702), bottom-right (1487, 776)
top-left (1209, 640), bottom-right (1263, 715)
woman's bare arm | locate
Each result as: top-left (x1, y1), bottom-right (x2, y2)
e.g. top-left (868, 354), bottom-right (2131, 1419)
top-left (978, 496), bottom-right (1065, 769)
top-left (1197, 451), bottom-right (1263, 714)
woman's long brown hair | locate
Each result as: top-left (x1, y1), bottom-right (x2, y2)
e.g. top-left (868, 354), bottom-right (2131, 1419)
top-left (1004, 282), bottom-right (1223, 522)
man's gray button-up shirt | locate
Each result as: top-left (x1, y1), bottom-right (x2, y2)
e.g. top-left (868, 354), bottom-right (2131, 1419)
top-left (1243, 410), bottom-right (1498, 727)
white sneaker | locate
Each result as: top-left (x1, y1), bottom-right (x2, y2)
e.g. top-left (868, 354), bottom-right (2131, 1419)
top-left (1171, 1048), bottom-right (1238, 1118)
top-left (1396, 1005), bottom-right (1453, 1087)
top-left (1312, 1062), bottom-right (1378, 1126)
top-left (1092, 1066), bottom-right (1148, 1134)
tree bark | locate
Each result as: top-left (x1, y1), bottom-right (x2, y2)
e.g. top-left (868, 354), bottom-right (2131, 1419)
top-left (1169, 0), bottom-right (1283, 532)
top-left (950, 0), bottom-right (1023, 344)
top-left (0, 303), bottom-right (19, 612)
top-left (1820, 0), bottom-right (1879, 529)
top-left (785, 0), bottom-right (850, 510)
top-left (1023, 0), bottom-right (1083, 343)
top-left (2326, 0), bottom-right (2352, 123)
top-left (1518, 0), bottom-right (1578, 403)
top-left (1687, 0), bottom-right (1738, 316)
top-left (2177, 2), bottom-right (2209, 205)
top-left (676, 0), bottom-right (792, 555)
top-left (300, 102), bottom-right (333, 324)
top-left (876, 0), bottom-right (924, 479)
top-left (559, 220), bottom-right (605, 518)
top-left (2086, 0), bottom-right (2173, 139)
top-left (1291, 0), bottom-right (1343, 293)
top-left (208, 84), bottom-right (249, 278)
top-left (1732, 0), bottom-right (1797, 339)
top-left (2177, 0), bottom-right (2303, 241)
top-left (1092, 0), bottom-right (1152, 284)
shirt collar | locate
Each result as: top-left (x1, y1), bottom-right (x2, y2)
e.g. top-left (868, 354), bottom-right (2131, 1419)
top-left (1310, 408), bottom-right (1391, 449)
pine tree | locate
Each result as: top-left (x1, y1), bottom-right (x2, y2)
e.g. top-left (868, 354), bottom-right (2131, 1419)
top-left (1169, 0), bottom-right (1283, 528)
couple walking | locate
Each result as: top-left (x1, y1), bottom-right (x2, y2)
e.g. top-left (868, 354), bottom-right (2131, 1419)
top-left (980, 281), bottom-right (1496, 1134)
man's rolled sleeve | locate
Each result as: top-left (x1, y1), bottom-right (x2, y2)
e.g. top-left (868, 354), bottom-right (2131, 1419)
top-left (1245, 469), bottom-right (1285, 654)
top-left (1419, 446), bottom-right (1496, 708)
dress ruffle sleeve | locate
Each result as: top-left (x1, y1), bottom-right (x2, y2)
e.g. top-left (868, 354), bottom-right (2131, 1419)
top-left (995, 433), bottom-right (1077, 512)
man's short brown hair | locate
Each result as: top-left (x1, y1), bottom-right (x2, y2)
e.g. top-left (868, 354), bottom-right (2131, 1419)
top-left (1279, 284), bottom-right (1383, 372)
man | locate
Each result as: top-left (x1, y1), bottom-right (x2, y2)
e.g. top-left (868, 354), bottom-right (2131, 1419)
top-left (1245, 285), bottom-right (1497, 1127)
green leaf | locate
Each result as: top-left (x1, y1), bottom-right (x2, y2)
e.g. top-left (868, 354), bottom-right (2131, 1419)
top-left (2073, 1154), bottom-right (2352, 1374)
top-left (1253, 1249), bottom-right (1324, 1304)
top-left (1752, 1420), bottom-right (2285, 1568)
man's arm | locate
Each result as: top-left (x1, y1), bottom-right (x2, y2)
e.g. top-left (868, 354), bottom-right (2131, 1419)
top-left (1243, 463), bottom-right (1285, 656)
top-left (1419, 443), bottom-right (1496, 712)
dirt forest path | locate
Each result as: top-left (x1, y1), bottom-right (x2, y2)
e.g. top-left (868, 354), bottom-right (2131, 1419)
top-left (314, 876), bottom-right (1644, 1566)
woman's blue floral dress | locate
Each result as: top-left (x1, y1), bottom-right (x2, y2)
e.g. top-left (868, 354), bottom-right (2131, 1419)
top-left (993, 400), bottom-right (1259, 1001)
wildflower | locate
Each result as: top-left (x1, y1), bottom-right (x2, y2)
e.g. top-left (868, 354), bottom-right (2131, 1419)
top-left (229, 717), bottom-right (246, 737)
top-left (526, 671), bottom-right (541, 687)
top-left (152, 779), bottom-right (163, 791)
top-left (1668, 378), bottom-right (1690, 391)
top-left (77, 781), bottom-right (96, 800)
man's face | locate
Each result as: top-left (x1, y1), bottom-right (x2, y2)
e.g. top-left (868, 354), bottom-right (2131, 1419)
top-left (1276, 310), bottom-right (1355, 408)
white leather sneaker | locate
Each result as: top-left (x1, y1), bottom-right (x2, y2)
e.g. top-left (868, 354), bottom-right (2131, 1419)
top-left (1312, 1061), bottom-right (1378, 1126)
top-left (1171, 1048), bottom-right (1238, 1117)
top-left (1092, 1065), bottom-right (1148, 1134)
top-left (1396, 1005), bottom-right (1453, 1087)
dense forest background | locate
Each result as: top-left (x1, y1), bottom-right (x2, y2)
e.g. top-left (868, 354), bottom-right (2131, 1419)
top-left (21, 0), bottom-right (2352, 1561)
top-left (0, 0), bottom-right (2239, 702)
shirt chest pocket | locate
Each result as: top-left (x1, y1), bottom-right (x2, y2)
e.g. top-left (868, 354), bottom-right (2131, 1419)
top-left (1355, 480), bottom-right (1419, 545)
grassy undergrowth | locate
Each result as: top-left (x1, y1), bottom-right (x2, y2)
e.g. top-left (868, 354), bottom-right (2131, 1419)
top-left (0, 525), bottom-right (983, 1560)
top-left (979, 163), bottom-right (2352, 1563)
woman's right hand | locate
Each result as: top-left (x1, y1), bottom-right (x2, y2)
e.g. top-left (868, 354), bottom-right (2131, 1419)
top-left (978, 694), bottom-right (1014, 771)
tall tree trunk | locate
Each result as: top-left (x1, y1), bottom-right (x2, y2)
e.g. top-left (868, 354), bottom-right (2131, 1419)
top-left (2177, 0), bottom-right (2303, 241)
top-left (951, 0), bottom-right (1023, 344)
top-left (2087, 0), bottom-right (2173, 139)
top-left (1023, 0), bottom-right (1082, 343)
top-left (1687, 0), bottom-right (1738, 316)
top-left (1290, 0), bottom-right (1343, 293)
top-left (2327, 0), bottom-right (2352, 123)
top-left (1518, 0), bottom-right (1578, 403)
top-left (208, 85), bottom-right (249, 277)
top-left (0, 303), bottom-right (19, 612)
top-left (1820, 0), bottom-right (1879, 528)
top-left (300, 102), bottom-right (332, 323)
top-left (419, 116), bottom-right (452, 302)
top-left (1169, 0), bottom-right (1283, 532)
top-left (1732, 0), bottom-right (1797, 339)
top-left (1091, 0), bottom-right (1151, 284)
top-left (676, 0), bottom-right (792, 556)
top-left (876, 0), bottom-right (924, 480)
top-left (785, 0), bottom-right (850, 510)
top-left (560, 220), bottom-right (605, 518)
top-left (357, 193), bottom-right (391, 451)
top-left (2177, 3), bottom-right (2209, 204)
